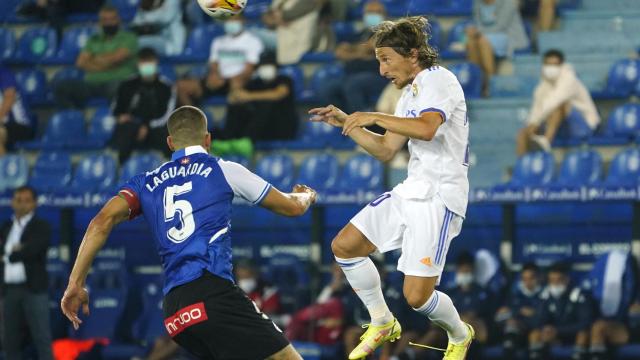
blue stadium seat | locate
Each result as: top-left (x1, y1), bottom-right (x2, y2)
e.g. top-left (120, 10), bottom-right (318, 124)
top-left (71, 289), bottom-right (126, 339)
top-left (264, 254), bottom-right (309, 311)
top-left (222, 154), bottom-right (250, 169)
top-left (170, 24), bottom-right (223, 62)
top-left (29, 152), bottom-right (72, 193)
top-left (51, 66), bottom-right (84, 85)
top-left (119, 153), bottom-right (163, 184)
top-left (38, 110), bottom-right (86, 150)
top-left (442, 19), bottom-right (472, 59)
top-left (87, 106), bottom-right (116, 148)
top-left (159, 64), bottom-right (177, 83)
top-left (13, 27), bottom-right (57, 64)
top-left (112, 0), bottom-right (139, 21)
top-left (71, 154), bottom-right (117, 192)
top-left (605, 59), bottom-right (639, 98)
top-left (310, 63), bottom-right (344, 99)
top-left (604, 148), bottom-right (640, 187)
top-left (338, 153), bottom-right (384, 191)
top-left (449, 62), bottom-right (482, 98)
top-left (489, 75), bottom-right (537, 97)
top-left (48, 26), bottom-right (95, 64)
top-left (14, 69), bottom-right (48, 106)
top-left (509, 151), bottom-right (555, 187)
top-left (555, 149), bottom-right (602, 186)
top-left (255, 154), bottom-right (295, 190)
top-left (604, 103), bottom-right (640, 142)
top-left (379, 0), bottom-right (408, 16)
top-left (243, 1), bottom-right (270, 20)
top-left (296, 154), bottom-right (339, 191)
top-left (332, 21), bottom-right (359, 43)
top-left (300, 120), bottom-right (352, 149)
top-left (279, 65), bottom-right (306, 99)
top-left (131, 280), bottom-right (165, 344)
top-left (407, 0), bottom-right (438, 15)
top-left (428, 18), bottom-right (443, 49)
top-left (0, 154), bottom-right (28, 193)
top-left (0, 28), bottom-right (16, 61)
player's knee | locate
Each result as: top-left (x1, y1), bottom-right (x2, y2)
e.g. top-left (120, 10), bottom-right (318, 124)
top-left (331, 235), bottom-right (350, 258)
top-left (591, 319), bottom-right (607, 334)
top-left (404, 286), bottom-right (434, 309)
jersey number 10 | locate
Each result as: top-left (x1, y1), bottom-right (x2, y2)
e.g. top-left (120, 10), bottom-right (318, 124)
top-left (164, 181), bottom-right (196, 243)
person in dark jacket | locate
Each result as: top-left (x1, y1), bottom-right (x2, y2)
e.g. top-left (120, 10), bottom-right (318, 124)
top-left (110, 47), bottom-right (175, 163)
top-left (0, 186), bottom-right (53, 360)
top-left (529, 262), bottom-right (593, 360)
top-left (495, 262), bottom-right (543, 358)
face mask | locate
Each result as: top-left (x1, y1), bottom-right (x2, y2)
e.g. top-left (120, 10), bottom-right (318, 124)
top-left (455, 273), bottom-right (474, 287)
top-left (542, 64), bottom-right (561, 81)
top-left (138, 62), bottom-right (158, 78)
top-left (102, 24), bottom-right (119, 36)
top-left (257, 65), bottom-right (277, 82)
top-left (224, 21), bottom-right (243, 36)
top-left (548, 284), bottom-right (566, 298)
top-left (238, 278), bottom-right (257, 293)
top-left (363, 13), bottom-right (384, 28)
top-left (518, 281), bottom-right (540, 297)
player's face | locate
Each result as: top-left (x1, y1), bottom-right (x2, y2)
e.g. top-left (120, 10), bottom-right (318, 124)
top-left (520, 269), bottom-right (538, 291)
top-left (376, 47), bottom-right (417, 89)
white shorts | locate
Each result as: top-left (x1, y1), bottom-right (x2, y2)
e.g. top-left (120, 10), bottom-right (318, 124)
top-left (350, 191), bottom-right (463, 278)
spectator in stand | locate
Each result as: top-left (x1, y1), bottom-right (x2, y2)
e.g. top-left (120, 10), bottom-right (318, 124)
top-left (516, 49), bottom-right (600, 155)
top-left (110, 47), bottom-right (175, 163)
top-left (53, 5), bottom-right (138, 108)
top-left (466, 0), bottom-right (529, 94)
top-left (495, 262), bottom-right (543, 358)
top-left (529, 262), bottom-right (593, 360)
top-left (520, 0), bottom-right (556, 31)
top-left (0, 186), bottom-right (53, 360)
top-left (316, 0), bottom-right (389, 114)
top-left (0, 66), bottom-right (35, 156)
top-left (262, 0), bottom-right (321, 65)
top-left (176, 14), bottom-right (263, 106)
top-left (234, 259), bottom-right (282, 318)
top-left (130, 0), bottom-right (186, 57)
top-left (17, 0), bottom-right (105, 39)
top-left (211, 52), bottom-right (298, 158)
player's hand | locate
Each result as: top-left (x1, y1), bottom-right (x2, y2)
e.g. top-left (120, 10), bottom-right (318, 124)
top-left (61, 283), bottom-right (90, 330)
top-left (342, 111), bottom-right (377, 135)
top-left (293, 184), bottom-right (317, 204)
top-left (308, 104), bottom-right (347, 128)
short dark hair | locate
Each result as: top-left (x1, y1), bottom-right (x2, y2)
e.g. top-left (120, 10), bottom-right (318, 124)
top-left (371, 16), bottom-right (438, 68)
top-left (522, 262), bottom-right (539, 273)
top-left (138, 47), bottom-right (157, 61)
top-left (456, 251), bottom-right (475, 267)
top-left (548, 261), bottom-right (569, 275)
top-left (167, 106), bottom-right (208, 147)
top-left (543, 49), bottom-right (564, 63)
top-left (14, 185), bottom-right (37, 200)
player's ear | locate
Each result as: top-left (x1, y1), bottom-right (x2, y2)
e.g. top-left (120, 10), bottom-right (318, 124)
top-left (204, 132), bottom-right (212, 150)
top-left (410, 48), bottom-right (419, 64)
top-left (167, 136), bottom-right (175, 152)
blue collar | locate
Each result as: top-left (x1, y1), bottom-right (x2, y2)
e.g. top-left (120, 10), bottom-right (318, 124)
top-left (171, 145), bottom-right (208, 161)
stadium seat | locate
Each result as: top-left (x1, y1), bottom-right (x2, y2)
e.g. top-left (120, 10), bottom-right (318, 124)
top-left (604, 148), bottom-right (640, 187)
top-left (48, 26), bottom-right (95, 64)
top-left (601, 103), bottom-right (640, 143)
top-left (509, 151), bottom-right (555, 187)
top-left (300, 120), bottom-right (352, 149)
top-left (264, 254), bottom-right (309, 311)
top-left (379, 0), bottom-right (408, 17)
top-left (14, 69), bottom-right (48, 106)
top-left (131, 279), bottom-right (165, 344)
top-left (296, 154), bottom-right (339, 191)
top-left (222, 154), bottom-right (250, 169)
top-left (255, 154), bottom-right (295, 190)
top-left (243, 1), bottom-right (270, 20)
top-left (47, 261), bottom-right (69, 339)
top-left (29, 152), bottom-right (72, 193)
top-left (309, 63), bottom-right (344, 99)
top-left (406, 0), bottom-right (438, 16)
top-left (605, 59), bottom-right (640, 98)
top-left (119, 153), bottom-right (163, 185)
top-left (37, 110), bottom-right (86, 150)
top-left (278, 65), bottom-right (306, 99)
top-left (338, 153), bottom-right (384, 192)
top-left (71, 154), bottom-right (117, 192)
top-left (170, 24), bottom-right (223, 62)
top-left (159, 64), bottom-right (177, 83)
top-left (332, 21), bottom-right (359, 43)
top-left (449, 62), bottom-right (482, 98)
top-left (555, 149), bottom-right (602, 186)
top-left (86, 107), bottom-right (116, 148)
top-left (71, 289), bottom-right (126, 339)
top-left (442, 19), bottom-right (472, 59)
top-left (489, 75), bottom-right (537, 97)
top-left (112, 0), bottom-right (139, 21)
top-left (0, 154), bottom-right (28, 193)
top-left (0, 28), bottom-right (16, 61)
top-left (13, 27), bottom-right (57, 64)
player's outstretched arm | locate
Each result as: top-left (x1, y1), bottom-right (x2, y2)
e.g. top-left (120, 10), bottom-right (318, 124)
top-left (61, 196), bottom-right (130, 330)
top-left (260, 184), bottom-right (317, 217)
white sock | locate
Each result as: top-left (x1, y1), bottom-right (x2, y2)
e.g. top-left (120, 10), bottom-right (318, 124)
top-left (335, 256), bottom-right (393, 326)
top-left (413, 290), bottom-right (468, 343)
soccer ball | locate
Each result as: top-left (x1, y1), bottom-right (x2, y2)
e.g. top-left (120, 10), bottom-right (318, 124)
top-left (196, 0), bottom-right (247, 19)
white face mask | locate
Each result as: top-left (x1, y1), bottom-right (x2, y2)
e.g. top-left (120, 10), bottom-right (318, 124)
top-left (548, 284), bottom-right (566, 298)
top-left (238, 278), bottom-right (257, 293)
top-left (542, 64), bottom-right (561, 81)
top-left (518, 281), bottom-right (540, 297)
top-left (455, 272), bottom-right (474, 287)
top-left (257, 65), bottom-right (277, 82)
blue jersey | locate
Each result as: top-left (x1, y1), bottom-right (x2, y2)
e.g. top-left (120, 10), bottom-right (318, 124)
top-left (119, 146), bottom-right (271, 294)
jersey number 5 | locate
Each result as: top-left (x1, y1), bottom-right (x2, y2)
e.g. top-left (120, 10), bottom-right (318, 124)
top-left (164, 181), bottom-right (196, 243)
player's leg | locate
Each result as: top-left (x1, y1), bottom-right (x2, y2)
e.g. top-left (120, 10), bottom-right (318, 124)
top-left (265, 344), bottom-right (303, 360)
top-left (590, 320), bottom-right (629, 360)
top-left (176, 78), bottom-right (204, 106)
top-left (516, 124), bottom-right (538, 156)
top-left (542, 102), bottom-right (569, 144)
top-left (573, 330), bottom-right (590, 360)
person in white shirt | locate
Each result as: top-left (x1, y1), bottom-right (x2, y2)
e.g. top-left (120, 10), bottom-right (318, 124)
top-left (516, 49), bottom-right (600, 155)
top-left (0, 186), bottom-right (53, 360)
top-left (176, 14), bottom-right (264, 106)
top-left (309, 16), bottom-right (474, 360)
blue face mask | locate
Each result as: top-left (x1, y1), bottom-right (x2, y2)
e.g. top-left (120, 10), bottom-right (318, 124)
top-left (363, 13), bottom-right (384, 28)
top-left (224, 21), bottom-right (243, 35)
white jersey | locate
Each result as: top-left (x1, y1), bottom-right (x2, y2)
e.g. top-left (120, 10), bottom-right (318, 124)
top-left (392, 66), bottom-right (469, 217)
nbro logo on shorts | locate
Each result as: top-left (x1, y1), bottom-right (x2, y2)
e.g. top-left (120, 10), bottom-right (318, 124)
top-left (164, 302), bottom-right (208, 337)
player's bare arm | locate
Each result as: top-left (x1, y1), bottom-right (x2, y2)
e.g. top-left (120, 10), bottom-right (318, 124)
top-left (260, 184), bottom-right (317, 217)
top-left (60, 196), bottom-right (130, 330)
top-left (343, 111), bottom-right (444, 141)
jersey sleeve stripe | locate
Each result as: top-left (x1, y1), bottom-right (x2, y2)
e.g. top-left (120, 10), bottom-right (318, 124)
top-left (253, 183), bottom-right (272, 205)
top-left (419, 107), bottom-right (447, 122)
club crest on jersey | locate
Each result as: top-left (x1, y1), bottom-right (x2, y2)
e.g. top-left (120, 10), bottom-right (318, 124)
top-left (411, 83), bottom-right (419, 97)
top-left (180, 157), bottom-right (190, 165)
